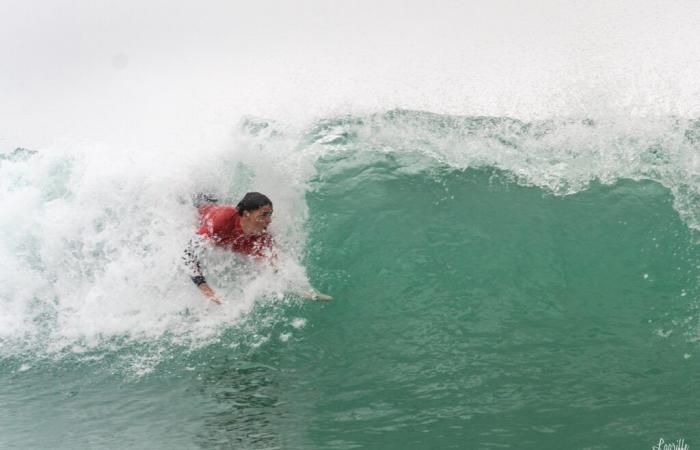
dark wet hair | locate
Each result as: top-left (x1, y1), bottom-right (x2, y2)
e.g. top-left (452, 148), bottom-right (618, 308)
top-left (236, 192), bottom-right (272, 214)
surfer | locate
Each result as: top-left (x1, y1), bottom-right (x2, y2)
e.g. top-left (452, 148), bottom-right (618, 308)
top-left (183, 192), bottom-right (332, 304)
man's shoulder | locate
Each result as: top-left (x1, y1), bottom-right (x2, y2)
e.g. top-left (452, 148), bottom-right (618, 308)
top-left (200, 204), bottom-right (237, 218)
top-left (198, 205), bottom-right (239, 232)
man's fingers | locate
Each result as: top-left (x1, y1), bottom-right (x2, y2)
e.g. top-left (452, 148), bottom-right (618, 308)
top-left (206, 293), bottom-right (223, 305)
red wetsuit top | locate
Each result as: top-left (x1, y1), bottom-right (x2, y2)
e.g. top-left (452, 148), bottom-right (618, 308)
top-left (196, 205), bottom-right (273, 257)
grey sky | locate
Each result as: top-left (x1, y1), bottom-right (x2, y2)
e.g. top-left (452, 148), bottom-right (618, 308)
top-left (1, 0), bottom-right (699, 150)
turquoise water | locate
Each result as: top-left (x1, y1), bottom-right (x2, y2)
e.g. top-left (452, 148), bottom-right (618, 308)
top-left (1, 112), bottom-right (699, 449)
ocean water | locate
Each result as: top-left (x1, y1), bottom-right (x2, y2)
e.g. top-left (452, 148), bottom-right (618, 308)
top-left (1, 111), bottom-right (699, 449)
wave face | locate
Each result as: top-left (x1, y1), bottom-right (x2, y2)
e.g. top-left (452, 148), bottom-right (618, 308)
top-left (1, 111), bottom-right (699, 448)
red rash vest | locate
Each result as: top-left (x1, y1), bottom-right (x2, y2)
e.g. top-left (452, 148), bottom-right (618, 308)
top-left (197, 205), bottom-right (273, 257)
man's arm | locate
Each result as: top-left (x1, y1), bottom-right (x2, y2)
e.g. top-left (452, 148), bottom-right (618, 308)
top-left (265, 254), bottom-right (332, 302)
top-left (194, 281), bottom-right (223, 305)
top-left (184, 237), bottom-right (223, 305)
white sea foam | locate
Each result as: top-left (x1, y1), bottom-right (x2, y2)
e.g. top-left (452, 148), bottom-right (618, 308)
top-left (0, 123), bottom-right (316, 357)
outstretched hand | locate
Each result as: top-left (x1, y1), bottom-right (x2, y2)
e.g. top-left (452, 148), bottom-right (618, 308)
top-left (207, 294), bottom-right (224, 305)
top-left (306, 291), bottom-right (333, 302)
top-left (198, 283), bottom-right (224, 305)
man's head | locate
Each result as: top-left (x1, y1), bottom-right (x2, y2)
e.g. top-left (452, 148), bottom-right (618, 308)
top-left (237, 192), bottom-right (273, 234)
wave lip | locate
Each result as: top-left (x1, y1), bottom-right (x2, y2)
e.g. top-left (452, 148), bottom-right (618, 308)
top-left (304, 110), bottom-right (700, 229)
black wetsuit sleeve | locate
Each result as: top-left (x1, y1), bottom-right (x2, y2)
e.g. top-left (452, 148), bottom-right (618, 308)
top-left (183, 237), bottom-right (207, 286)
top-left (191, 276), bottom-right (206, 286)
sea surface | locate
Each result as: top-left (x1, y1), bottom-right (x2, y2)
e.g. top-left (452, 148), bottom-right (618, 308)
top-left (1, 111), bottom-right (699, 449)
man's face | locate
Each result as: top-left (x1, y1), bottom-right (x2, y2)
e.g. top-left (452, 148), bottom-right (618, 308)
top-left (247, 205), bottom-right (273, 233)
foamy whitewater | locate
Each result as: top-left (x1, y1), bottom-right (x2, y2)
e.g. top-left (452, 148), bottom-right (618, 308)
top-left (1, 1), bottom-right (700, 448)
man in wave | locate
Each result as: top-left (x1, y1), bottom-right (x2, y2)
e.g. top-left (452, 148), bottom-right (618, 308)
top-left (184, 192), bottom-right (331, 304)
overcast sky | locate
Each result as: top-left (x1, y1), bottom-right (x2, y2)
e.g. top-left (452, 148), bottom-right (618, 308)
top-left (1, 0), bottom-right (699, 151)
